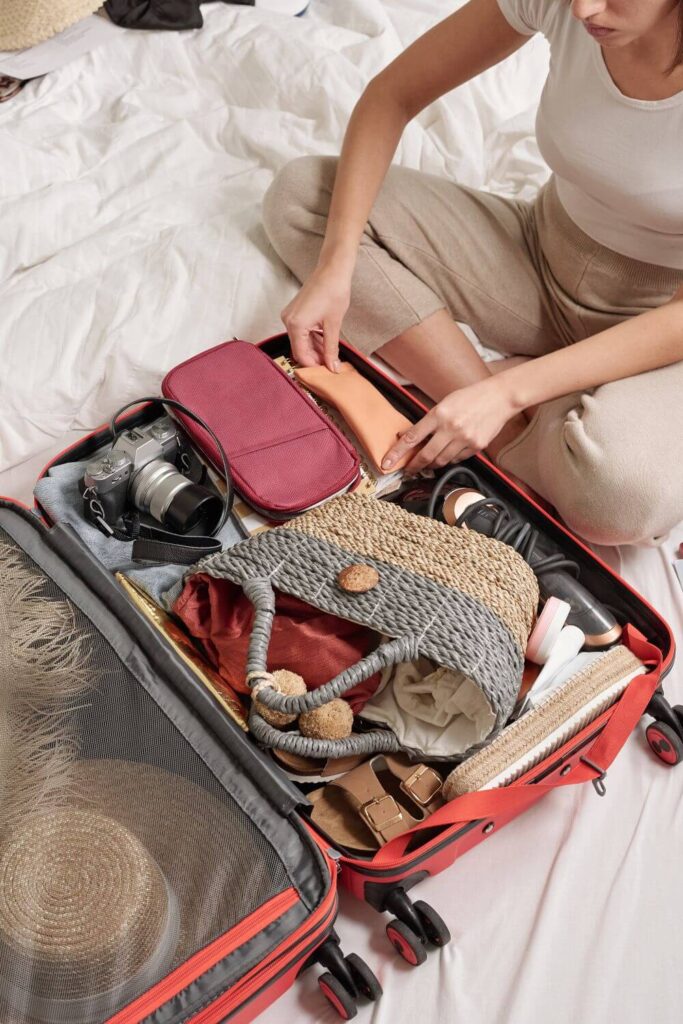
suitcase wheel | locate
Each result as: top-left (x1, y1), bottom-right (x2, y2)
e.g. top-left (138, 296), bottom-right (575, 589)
top-left (383, 886), bottom-right (452, 956)
top-left (646, 720), bottom-right (683, 766)
top-left (386, 919), bottom-right (428, 966)
top-left (413, 900), bottom-right (451, 947)
top-left (311, 937), bottom-right (381, 1014)
top-left (319, 972), bottom-right (357, 1020)
top-left (344, 953), bottom-right (382, 1001)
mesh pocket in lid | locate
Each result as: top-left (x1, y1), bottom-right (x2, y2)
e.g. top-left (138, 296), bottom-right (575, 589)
top-left (0, 808), bottom-right (178, 1024)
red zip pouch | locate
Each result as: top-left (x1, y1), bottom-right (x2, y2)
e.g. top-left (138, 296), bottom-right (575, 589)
top-left (162, 340), bottom-right (361, 519)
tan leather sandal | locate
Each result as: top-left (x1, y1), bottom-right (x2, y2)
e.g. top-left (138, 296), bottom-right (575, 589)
top-left (270, 748), bottom-right (368, 783)
top-left (307, 755), bottom-right (444, 855)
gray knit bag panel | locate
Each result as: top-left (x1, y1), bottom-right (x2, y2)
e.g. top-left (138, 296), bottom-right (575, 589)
top-left (184, 500), bottom-right (536, 760)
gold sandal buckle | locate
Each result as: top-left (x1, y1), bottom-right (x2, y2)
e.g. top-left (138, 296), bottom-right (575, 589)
top-left (361, 795), bottom-right (403, 833)
top-left (400, 765), bottom-right (442, 808)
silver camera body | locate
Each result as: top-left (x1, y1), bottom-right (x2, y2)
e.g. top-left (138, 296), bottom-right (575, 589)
top-left (82, 416), bottom-right (218, 534)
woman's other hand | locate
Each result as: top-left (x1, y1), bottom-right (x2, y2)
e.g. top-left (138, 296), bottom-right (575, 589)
top-left (381, 376), bottom-right (524, 473)
top-left (280, 264), bottom-right (352, 371)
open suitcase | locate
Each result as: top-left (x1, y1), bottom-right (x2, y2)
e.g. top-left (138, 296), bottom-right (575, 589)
top-left (1, 333), bottom-right (679, 1023)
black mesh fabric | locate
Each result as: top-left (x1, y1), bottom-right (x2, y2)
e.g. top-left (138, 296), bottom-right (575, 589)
top-left (0, 528), bottom-right (291, 1024)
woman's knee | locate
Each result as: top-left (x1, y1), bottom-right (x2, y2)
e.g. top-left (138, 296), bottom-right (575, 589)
top-left (261, 154), bottom-right (338, 253)
top-left (508, 395), bottom-right (674, 546)
top-left (550, 425), bottom-right (672, 546)
top-left (554, 468), bottom-right (654, 546)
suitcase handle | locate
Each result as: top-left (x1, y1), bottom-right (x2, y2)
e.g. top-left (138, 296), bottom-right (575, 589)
top-left (372, 625), bottom-right (662, 865)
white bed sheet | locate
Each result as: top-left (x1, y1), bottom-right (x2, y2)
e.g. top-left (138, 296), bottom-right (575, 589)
top-left (0, 3), bottom-right (681, 1022)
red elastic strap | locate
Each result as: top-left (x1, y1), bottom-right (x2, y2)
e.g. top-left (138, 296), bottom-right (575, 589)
top-left (372, 626), bottom-right (662, 866)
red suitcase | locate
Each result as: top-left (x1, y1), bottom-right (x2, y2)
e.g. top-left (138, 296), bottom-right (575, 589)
top-left (17, 331), bottom-right (678, 1022)
top-left (255, 335), bottom-right (677, 971)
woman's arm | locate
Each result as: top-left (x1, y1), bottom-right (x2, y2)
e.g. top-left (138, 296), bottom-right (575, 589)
top-left (499, 283), bottom-right (683, 412)
top-left (282, 0), bottom-right (530, 367)
top-left (381, 287), bottom-right (683, 471)
top-left (320, 0), bottom-right (529, 270)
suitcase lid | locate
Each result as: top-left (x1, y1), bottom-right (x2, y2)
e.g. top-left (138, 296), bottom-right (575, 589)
top-left (0, 500), bottom-right (335, 1024)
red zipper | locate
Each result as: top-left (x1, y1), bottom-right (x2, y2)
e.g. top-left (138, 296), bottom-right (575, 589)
top-left (186, 876), bottom-right (338, 1024)
top-left (106, 888), bottom-right (299, 1024)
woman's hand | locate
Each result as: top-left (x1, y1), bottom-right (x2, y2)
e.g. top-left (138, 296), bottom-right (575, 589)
top-left (280, 263), bottom-right (353, 371)
top-left (381, 376), bottom-right (520, 473)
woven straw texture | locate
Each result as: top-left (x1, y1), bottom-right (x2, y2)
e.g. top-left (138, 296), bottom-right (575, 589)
top-left (0, 808), bottom-right (175, 1015)
top-left (0, 758), bottom-right (282, 1023)
top-left (0, 0), bottom-right (104, 51)
top-left (0, 540), bottom-right (93, 841)
top-left (443, 645), bottom-right (643, 799)
top-left (0, 529), bottom-right (292, 1023)
top-left (284, 495), bottom-right (538, 652)
top-left (189, 494), bottom-right (539, 748)
top-left (68, 758), bottom-right (277, 963)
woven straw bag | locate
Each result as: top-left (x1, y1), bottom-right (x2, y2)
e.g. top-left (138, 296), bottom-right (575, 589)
top-left (0, 0), bottom-right (104, 51)
top-left (186, 494), bottom-right (539, 758)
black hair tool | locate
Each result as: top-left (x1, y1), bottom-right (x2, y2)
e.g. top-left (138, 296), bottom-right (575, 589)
top-left (397, 468), bottom-right (621, 649)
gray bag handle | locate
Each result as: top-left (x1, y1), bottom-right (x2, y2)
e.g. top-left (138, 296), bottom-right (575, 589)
top-left (242, 577), bottom-right (417, 757)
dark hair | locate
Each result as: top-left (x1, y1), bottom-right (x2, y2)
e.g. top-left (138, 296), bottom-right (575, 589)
top-left (675, 1), bottom-right (683, 71)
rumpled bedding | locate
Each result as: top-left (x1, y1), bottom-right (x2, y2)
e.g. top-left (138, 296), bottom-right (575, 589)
top-left (0, 4), bottom-right (681, 1023)
top-left (0, 0), bottom-right (548, 475)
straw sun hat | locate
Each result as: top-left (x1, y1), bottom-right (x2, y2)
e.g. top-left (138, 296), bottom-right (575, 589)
top-left (0, 1), bottom-right (105, 52)
top-left (0, 807), bottom-right (179, 1024)
top-left (0, 758), bottom-right (273, 1023)
top-left (0, 537), bottom-right (282, 1023)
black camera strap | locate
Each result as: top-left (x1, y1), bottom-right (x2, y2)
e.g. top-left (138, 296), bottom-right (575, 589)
top-left (95, 396), bottom-right (235, 565)
top-left (89, 509), bottom-right (223, 564)
top-left (132, 527), bottom-right (223, 565)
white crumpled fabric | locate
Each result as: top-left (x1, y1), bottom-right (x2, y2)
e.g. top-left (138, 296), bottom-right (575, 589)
top-left (360, 655), bottom-right (496, 758)
top-left (0, 0), bottom-right (548, 476)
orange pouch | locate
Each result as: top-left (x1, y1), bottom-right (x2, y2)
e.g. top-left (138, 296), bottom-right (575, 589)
top-left (294, 362), bottom-right (416, 473)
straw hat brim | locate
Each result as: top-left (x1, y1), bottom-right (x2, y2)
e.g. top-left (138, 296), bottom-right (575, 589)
top-left (0, 806), bottom-right (180, 1024)
top-left (0, 757), bottom-right (278, 1024)
top-left (69, 758), bottom-right (276, 963)
top-left (0, 2), bottom-right (106, 53)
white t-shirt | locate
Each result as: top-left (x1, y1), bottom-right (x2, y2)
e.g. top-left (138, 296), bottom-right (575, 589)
top-left (496, 0), bottom-right (683, 269)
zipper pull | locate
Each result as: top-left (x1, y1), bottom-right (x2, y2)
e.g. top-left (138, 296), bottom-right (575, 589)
top-left (328, 848), bottom-right (342, 873)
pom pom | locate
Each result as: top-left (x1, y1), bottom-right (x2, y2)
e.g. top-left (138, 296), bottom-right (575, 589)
top-left (253, 669), bottom-right (306, 728)
top-left (299, 699), bottom-right (353, 741)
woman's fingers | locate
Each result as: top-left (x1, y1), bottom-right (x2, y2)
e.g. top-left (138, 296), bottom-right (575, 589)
top-left (405, 441), bottom-right (475, 474)
top-left (381, 413), bottom-right (436, 470)
top-left (279, 266), bottom-right (351, 370)
top-left (284, 315), bottom-right (323, 367)
top-left (381, 405), bottom-right (479, 473)
top-left (322, 319), bottom-right (341, 373)
top-left (401, 429), bottom-right (456, 474)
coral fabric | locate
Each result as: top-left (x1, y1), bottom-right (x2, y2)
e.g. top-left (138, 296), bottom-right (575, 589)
top-left (173, 574), bottom-right (382, 713)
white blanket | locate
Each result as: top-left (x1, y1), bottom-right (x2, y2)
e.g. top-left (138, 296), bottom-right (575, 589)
top-left (0, 0), bottom-right (548, 475)
top-left (1, 4), bottom-right (681, 1023)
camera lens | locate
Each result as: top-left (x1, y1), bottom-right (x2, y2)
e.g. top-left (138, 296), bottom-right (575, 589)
top-left (165, 485), bottom-right (223, 534)
top-left (130, 461), bottom-right (221, 535)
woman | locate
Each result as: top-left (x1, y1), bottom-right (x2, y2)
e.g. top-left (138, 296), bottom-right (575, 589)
top-left (261, 0), bottom-right (683, 546)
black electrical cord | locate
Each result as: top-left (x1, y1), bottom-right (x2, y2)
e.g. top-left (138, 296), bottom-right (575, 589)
top-left (109, 397), bottom-right (235, 536)
top-left (426, 466), bottom-right (580, 578)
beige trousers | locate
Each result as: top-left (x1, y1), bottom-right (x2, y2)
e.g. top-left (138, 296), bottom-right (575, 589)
top-left (261, 155), bottom-right (683, 546)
